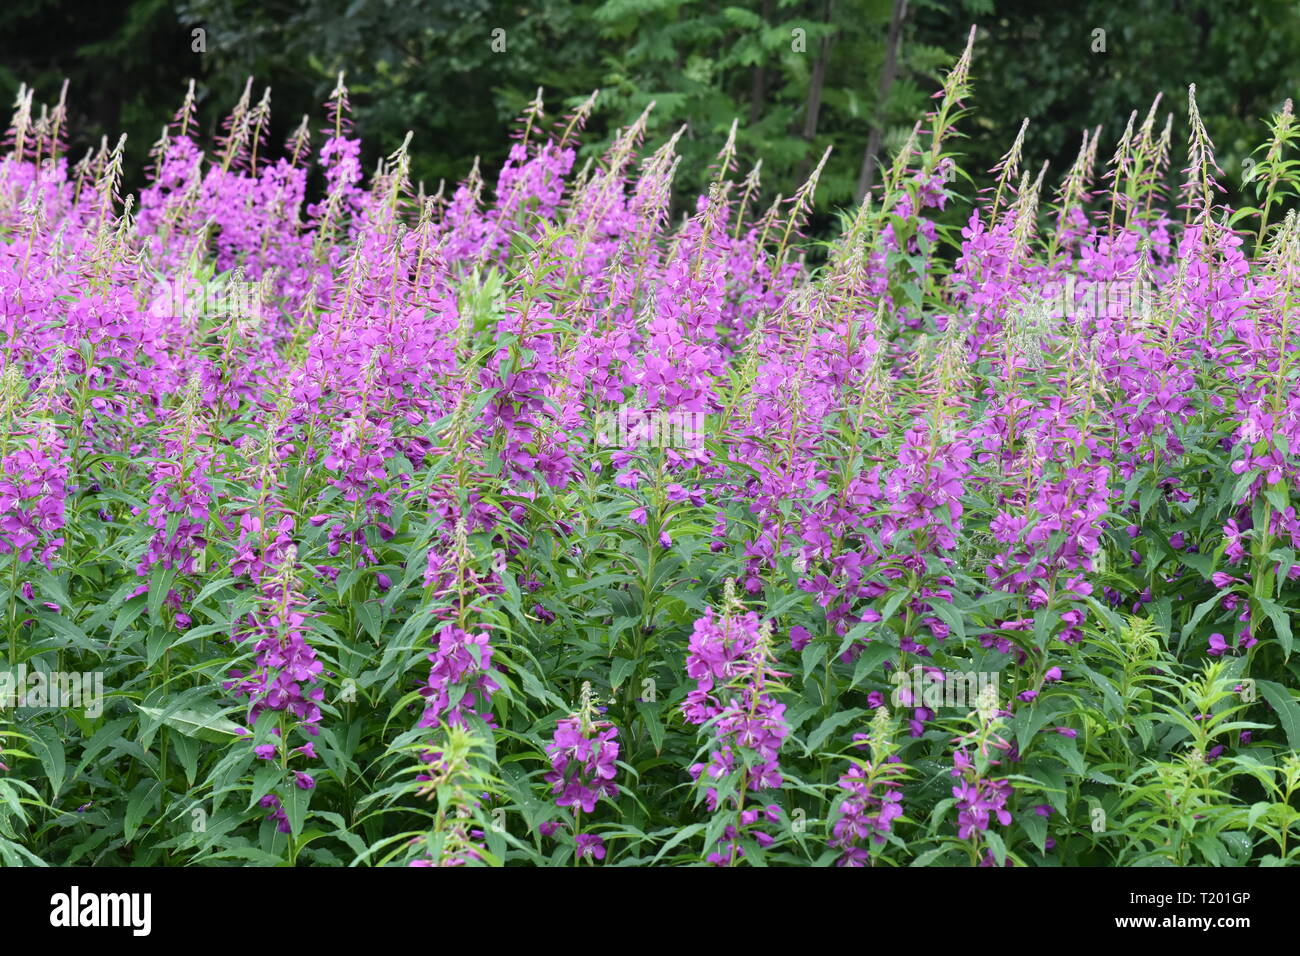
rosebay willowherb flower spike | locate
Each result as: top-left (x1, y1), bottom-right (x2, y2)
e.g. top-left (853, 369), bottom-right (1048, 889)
top-left (0, 34), bottom-right (1298, 870)
top-left (539, 681), bottom-right (620, 863)
top-left (683, 590), bottom-right (790, 865)
top-left (829, 707), bottom-right (906, 866)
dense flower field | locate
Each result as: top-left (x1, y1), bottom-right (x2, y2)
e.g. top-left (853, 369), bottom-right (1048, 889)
top-left (3, 35), bottom-right (1300, 867)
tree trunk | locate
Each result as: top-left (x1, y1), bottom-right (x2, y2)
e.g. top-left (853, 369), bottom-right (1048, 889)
top-left (856, 0), bottom-right (908, 201)
top-left (750, 0), bottom-right (776, 124)
top-left (793, 0), bottom-right (836, 182)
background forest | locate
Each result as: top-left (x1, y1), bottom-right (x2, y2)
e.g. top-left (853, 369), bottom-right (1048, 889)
top-left (4, 0), bottom-right (1300, 228)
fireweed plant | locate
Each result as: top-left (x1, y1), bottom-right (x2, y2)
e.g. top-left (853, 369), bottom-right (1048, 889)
top-left (4, 34), bottom-right (1300, 865)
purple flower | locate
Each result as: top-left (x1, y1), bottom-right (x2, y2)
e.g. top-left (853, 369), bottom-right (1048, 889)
top-left (950, 747), bottom-right (1014, 841)
top-left (790, 625), bottom-right (811, 651)
top-left (544, 715), bottom-right (620, 814)
top-left (829, 758), bottom-right (905, 865)
top-left (417, 625), bottom-right (500, 729)
top-left (683, 602), bottom-right (788, 864)
top-left (575, 833), bottom-right (606, 861)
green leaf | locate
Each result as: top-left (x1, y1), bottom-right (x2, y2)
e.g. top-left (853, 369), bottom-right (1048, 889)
top-left (1181, 593), bottom-right (1223, 651)
top-left (27, 725), bottom-right (66, 798)
top-left (1015, 700), bottom-right (1064, 753)
top-left (649, 823), bottom-right (705, 864)
top-left (1045, 733), bottom-right (1085, 776)
top-left (848, 641), bottom-right (897, 691)
top-left (147, 566), bottom-right (176, 623)
top-left (1258, 598), bottom-right (1294, 659)
top-left (610, 656), bottom-right (637, 692)
top-left (134, 702), bottom-right (245, 744)
top-left (355, 601), bottom-right (381, 643)
top-left (803, 708), bottom-right (864, 756)
top-left (124, 780), bottom-right (159, 843)
top-left (930, 600), bottom-right (966, 643)
top-left (801, 638), bottom-right (828, 682)
top-left (636, 700), bottom-right (666, 754)
top-left (1256, 680), bottom-right (1300, 749)
top-left (1074, 661), bottom-right (1124, 715)
top-left (909, 846), bottom-right (953, 867)
top-left (1021, 809), bottom-right (1047, 854)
